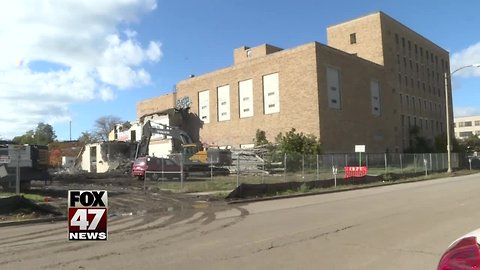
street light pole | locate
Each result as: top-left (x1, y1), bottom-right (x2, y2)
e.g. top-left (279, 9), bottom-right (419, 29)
top-left (444, 64), bottom-right (480, 173)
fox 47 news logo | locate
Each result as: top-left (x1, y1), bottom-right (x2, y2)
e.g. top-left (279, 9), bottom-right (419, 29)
top-left (68, 190), bottom-right (108, 241)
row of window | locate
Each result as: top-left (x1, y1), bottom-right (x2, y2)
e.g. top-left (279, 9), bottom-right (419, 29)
top-left (396, 55), bottom-right (444, 89)
top-left (455, 120), bottom-right (480, 128)
top-left (198, 73), bottom-right (280, 123)
top-left (401, 114), bottom-right (444, 134)
top-left (399, 93), bottom-right (444, 117)
top-left (394, 33), bottom-right (449, 73)
top-left (397, 73), bottom-right (442, 98)
top-left (457, 131), bottom-right (480, 138)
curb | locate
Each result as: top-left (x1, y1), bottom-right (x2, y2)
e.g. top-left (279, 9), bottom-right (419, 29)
top-left (226, 174), bottom-right (461, 204)
top-left (0, 216), bottom-right (67, 228)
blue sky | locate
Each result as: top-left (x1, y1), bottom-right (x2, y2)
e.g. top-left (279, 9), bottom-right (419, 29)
top-left (1, 0), bottom-right (480, 140)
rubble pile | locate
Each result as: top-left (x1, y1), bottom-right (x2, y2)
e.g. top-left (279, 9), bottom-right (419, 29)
top-left (226, 150), bottom-right (267, 174)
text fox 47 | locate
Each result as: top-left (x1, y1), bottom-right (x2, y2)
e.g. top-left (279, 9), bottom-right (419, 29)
top-left (68, 190), bottom-right (108, 241)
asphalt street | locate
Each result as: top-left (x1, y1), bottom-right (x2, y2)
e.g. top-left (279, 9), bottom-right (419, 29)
top-left (1, 172), bottom-right (480, 269)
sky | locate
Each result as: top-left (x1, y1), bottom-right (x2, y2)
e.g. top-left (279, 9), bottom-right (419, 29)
top-left (1, 0), bottom-right (480, 141)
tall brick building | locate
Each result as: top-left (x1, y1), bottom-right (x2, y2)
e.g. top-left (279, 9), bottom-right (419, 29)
top-left (137, 12), bottom-right (452, 153)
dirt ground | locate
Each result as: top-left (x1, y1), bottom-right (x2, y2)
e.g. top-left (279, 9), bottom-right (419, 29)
top-left (0, 174), bottom-right (233, 223)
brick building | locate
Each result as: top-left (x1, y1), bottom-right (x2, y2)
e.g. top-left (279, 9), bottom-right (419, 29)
top-left (137, 12), bottom-right (452, 153)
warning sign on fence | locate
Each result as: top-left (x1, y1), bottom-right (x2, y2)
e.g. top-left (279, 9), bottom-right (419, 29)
top-left (344, 166), bottom-right (368, 178)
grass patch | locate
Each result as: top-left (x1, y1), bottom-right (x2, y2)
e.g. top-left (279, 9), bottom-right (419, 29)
top-left (146, 169), bottom-right (480, 195)
top-left (0, 192), bottom-right (46, 202)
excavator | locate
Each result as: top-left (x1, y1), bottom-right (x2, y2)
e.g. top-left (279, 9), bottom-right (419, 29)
top-left (135, 120), bottom-right (232, 165)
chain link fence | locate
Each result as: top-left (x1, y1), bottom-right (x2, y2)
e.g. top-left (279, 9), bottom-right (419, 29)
top-left (142, 151), bottom-right (462, 192)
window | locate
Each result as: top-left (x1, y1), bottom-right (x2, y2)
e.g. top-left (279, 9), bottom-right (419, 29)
top-left (198, 90), bottom-right (210, 123)
top-left (217, 85), bottom-right (230, 121)
top-left (475, 120), bottom-right (480, 126)
top-left (465, 121), bottom-right (473, 127)
top-left (458, 121), bottom-right (465, 127)
top-left (326, 67), bottom-right (341, 109)
top-left (263, 73), bottom-right (280, 114)
top-left (395, 33), bottom-right (399, 45)
top-left (239, 79), bottom-right (254, 118)
top-left (460, 131), bottom-right (473, 138)
top-left (370, 80), bottom-right (381, 116)
top-left (350, 33), bottom-right (357, 44)
top-left (246, 50), bottom-right (252, 58)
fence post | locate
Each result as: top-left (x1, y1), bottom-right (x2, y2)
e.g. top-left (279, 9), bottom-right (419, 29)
top-left (180, 153), bottom-right (184, 189)
top-left (283, 153), bottom-right (287, 182)
top-left (210, 157), bottom-right (213, 181)
top-left (302, 154), bottom-right (305, 181)
top-left (414, 154), bottom-right (417, 173)
top-left (262, 153), bottom-right (265, 184)
top-left (316, 154), bottom-right (319, 181)
top-left (423, 153), bottom-right (428, 176)
top-left (400, 153), bottom-right (403, 175)
top-left (384, 153), bottom-right (388, 175)
top-left (429, 153), bottom-right (433, 171)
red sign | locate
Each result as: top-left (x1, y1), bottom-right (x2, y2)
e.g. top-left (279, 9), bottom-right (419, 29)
top-left (68, 190), bottom-right (108, 241)
top-left (344, 166), bottom-right (368, 178)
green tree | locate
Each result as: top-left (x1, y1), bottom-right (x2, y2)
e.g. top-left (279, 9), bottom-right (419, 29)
top-left (33, 122), bottom-right (56, 144)
top-left (13, 130), bottom-right (35, 144)
top-left (458, 134), bottom-right (480, 153)
top-left (254, 129), bottom-right (269, 146)
top-left (405, 126), bottom-right (433, 153)
top-left (434, 133), bottom-right (462, 153)
top-left (275, 128), bottom-right (321, 155)
top-left (12, 123), bottom-right (56, 145)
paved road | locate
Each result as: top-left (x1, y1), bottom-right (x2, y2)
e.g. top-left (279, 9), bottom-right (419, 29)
top-left (1, 173), bottom-right (480, 270)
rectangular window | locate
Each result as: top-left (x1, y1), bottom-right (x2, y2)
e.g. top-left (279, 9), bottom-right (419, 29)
top-left (475, 120), bottom-right (480, 126)
top-left (350, 33), bottom-right (356, 44)
top-left (198, 90), bottom-right (210, 123)
top-left (263, 73), bottom-right (280, 114)
top-left (217, 85), bottom-right (230, 121)
top-left (370, 80), bottom-right (381, 116)
top-left (326, 67), bottom-right (341, 109)
top-left (460, 131), bottom-right (473, 138)
top-left (465, 121), bottom-right (473, 127)
top-left (239, 79), bottom-right (254, 118)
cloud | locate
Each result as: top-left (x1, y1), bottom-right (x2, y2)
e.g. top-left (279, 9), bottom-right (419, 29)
top-left (451, 42), bottom-right (480, 77)
top-left (454, 107), bottom-right (480, 117)
top-left (0, 0), bottom-right (161, 138)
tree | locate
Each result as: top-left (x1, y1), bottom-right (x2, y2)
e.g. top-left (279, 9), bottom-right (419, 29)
top-left (275, 128), bottom-right (322, 155)
top-left (254, 129), bottom-right (269, 146)
top-left (434, 133), bottom-right (462, 153)
top-left (458, 135), bottom-right (480, 154)
top-left (405, 126), bottom-right (433, 153)
top-left (12, 123), bottom-right (56, 145)
top-left (93, 115), bottom-right (122, 142)
top-left (78, 131), bottom-right (96, 144)
top-left (34, 122), bottom-right (56, 145)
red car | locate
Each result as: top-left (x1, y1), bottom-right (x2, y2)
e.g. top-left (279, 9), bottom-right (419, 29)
top-left (131, 157), bottom-right (187, 181)
top-left (437, 228), bottom-right (480, 269)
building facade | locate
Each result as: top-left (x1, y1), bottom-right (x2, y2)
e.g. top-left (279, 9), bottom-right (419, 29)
top-left (137, 12), bottom-right (452, 153)
top-left (454, 116), bottom-right (480, 139)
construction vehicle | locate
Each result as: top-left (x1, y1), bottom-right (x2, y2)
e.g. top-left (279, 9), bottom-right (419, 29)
top-left (132, 120), bottom-right (231, 180)
top-left (0, 142), bottom-right (51, 191)
top-left (135, 120), bottom-right (232, 165)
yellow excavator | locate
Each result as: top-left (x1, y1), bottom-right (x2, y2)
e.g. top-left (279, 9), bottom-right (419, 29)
top-left (135, 120), bottom-right (232, 166)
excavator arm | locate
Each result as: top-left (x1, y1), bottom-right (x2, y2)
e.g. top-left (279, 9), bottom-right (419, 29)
top-left (135, 120), bottom-right (195, 159)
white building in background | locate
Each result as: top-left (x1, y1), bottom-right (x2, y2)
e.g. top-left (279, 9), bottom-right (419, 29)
top-left (108, 112), bottom-right (176, 158)
top-left (454, 115), bottom-right (480, 139)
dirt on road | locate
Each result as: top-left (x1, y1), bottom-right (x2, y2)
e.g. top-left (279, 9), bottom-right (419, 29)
top-left (0, 174), bottom-right (233, 225)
